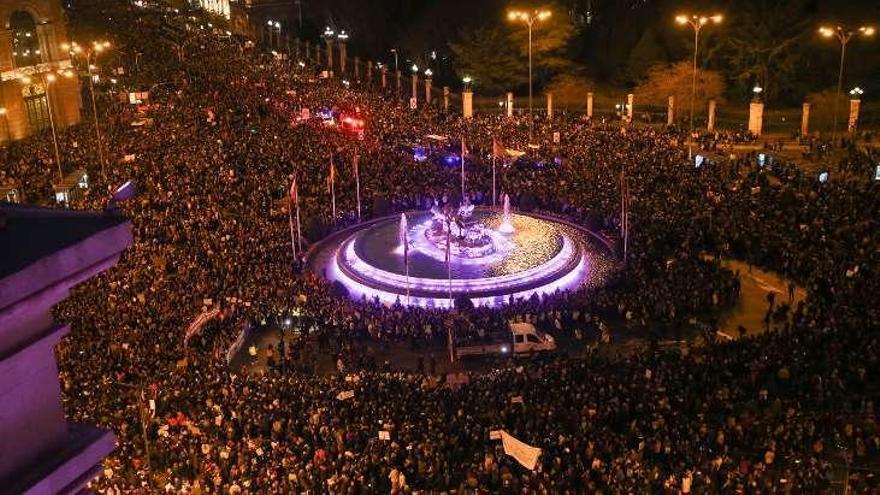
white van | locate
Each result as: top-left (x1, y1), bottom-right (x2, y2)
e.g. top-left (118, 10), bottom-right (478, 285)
top-left (457, 322), bottom-right (556, 357)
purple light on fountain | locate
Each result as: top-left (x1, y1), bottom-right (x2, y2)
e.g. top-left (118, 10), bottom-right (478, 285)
top-left (498, 194), bottom-right (514, 234)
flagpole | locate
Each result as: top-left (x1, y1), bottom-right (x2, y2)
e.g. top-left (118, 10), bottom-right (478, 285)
top-left (460, 137), bottom-right (465, 201)
top-left (330, 156), bottom-right (337, 223)
top-left (295, 181), bottom-right (302, 254)
top-left (354, 154), bottom-right (361, 221)
top-left (446, 219), bottom-right (453, 305)
top-left (288, 201), bottom-right (297, 258)
top-left (492, 155), bottom-right (497, 207)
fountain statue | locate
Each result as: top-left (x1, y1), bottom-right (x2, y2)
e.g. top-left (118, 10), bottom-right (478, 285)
top-left (498, 194), bottom-right (515, 234)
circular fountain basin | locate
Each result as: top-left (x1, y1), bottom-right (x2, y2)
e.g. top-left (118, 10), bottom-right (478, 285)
top-left (307, 208), bottom-right (616, 308)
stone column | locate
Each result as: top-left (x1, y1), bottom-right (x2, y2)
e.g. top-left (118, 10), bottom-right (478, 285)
top-left (425, 77), bottom-right (432, 105)
top-left (305, 40), bottom-right (311, 60)
top-left (801, 102), bottom-right (810, 136)
top-left (587, 92), bottom-right (594, 119)
top-left (626, 93), bottom-right (634, 122)
top-left (546, 92), bottom-right (554, 119)
top-left (506, 92), bottom-right (514, 118)
top-left (848, 98), bottom-right (861, 133)
top-left (411, 73), bottom-right (418, 108)
top-left (396, 70), bottom-right (402, 96)
top-left (338, 42), bottom-right (347, 74)
top-left (707, 99), bottom-right (717, 132)
top-left (748, 101), bottom-right (764, 136)
top-left (381, 67), bottom-right (387, 89)
top-left (325, 39), bottom-right (334, 73)
top-left (367, 61), bottom-right (373, 85)
top-left (667, 96), bottom-right (675, 126)
top-left (463, 89), bottom-right (474, 119)
top-left (443, 86), bottom-right (450, 112)
top-left (354, 57), bottom-right (360, 82)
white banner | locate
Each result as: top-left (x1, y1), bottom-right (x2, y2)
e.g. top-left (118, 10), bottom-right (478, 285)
top-left (336, 390), bottom-right (355, 401)
top-left (501, 431), bottom-right (541, 471)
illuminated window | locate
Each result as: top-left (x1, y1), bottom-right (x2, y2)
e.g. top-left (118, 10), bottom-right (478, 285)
top-left (22, 84), bottom-right (50, 132)
top-left (10, 11), bottom-right (42, 68)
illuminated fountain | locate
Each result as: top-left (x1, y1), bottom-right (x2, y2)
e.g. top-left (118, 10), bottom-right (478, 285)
top-left (307, 204), bottom-right (615, 308)
top-left (498, 194), bottom-right (515, 234)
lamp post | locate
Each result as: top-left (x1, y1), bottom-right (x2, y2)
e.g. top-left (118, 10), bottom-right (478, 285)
top-left (266, 20), bottom-right (281, 49)
top-left (818, 25), bottom-right (875, 138)
top-left (676, 13), bottom-right (722, 160)
top-left (65, 40), bottom-right (111, 176)
top-left (26, 71), bottom-right (72, 182)
top-left (507, 8), bottom-right (551, 142)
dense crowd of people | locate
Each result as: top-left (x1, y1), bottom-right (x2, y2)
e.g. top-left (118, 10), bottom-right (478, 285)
top-left (2, 3), bottom-right (879, 493)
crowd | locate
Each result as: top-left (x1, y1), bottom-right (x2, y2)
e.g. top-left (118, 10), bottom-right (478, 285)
top-left (2, 3), bottom-right (879, 493)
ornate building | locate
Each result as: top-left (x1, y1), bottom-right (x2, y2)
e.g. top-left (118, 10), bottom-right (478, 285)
top-left (0, 0), bottom-right (81, 143)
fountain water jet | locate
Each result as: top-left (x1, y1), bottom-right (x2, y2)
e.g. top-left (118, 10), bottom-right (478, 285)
top-left (498, 194), bottom-right (515, 234)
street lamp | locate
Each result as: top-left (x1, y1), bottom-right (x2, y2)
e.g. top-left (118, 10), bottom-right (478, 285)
top-left (818, 24), bottom-right (875, 138)
top-left (25, 71), bottom-right (71, 181)
top-left (850, 87), bottom-right (864, 97)
top-left (675, 13), bottom-right (722, 159)
top-left (507, 8), bottom-right (552, 142)
top-left (65, 40), bottom-right (111, 176)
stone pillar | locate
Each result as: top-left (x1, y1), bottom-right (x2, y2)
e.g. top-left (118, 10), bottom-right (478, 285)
top-left (381, 67), bottom-right (387, 89)
top-left (801, 102), bottom-right (810, 135)
top-left (626, 93), bottom-right (634, 121)
top-left (338, 42), bottom-right (347, 74)
top-left (396, 71), bottom-right (402, 96)
top-left (587, 92), bottom-right (594, 119)
top-left (748, 101), bottom-right (764, 136)
top-left (325, 39), bottom-right (334, 73)
top-left (546, 92), bottom-right (554, 119)
top-left (848, 98), bottom-right (861, 133)
top-left (463, 89), bottom-right (474, 119)
top-left (707, 99), bottom-right (717, 132)
top-left (367, 61), bottom-right (373, 85)
top-left (411, 73), bottom-right (418, 108)
top-left (305, 40), bottom-right (311, 60)
top-left (443, 86), bottom-right (450, 112)
top-left (354, 57), bottom-right (360, 82)
top-left (425, 78), bottom-right (432, 105)
top-left (506, 92), bottom-right (514, 118)
top-left (667, 96), bottom-right (675, 126)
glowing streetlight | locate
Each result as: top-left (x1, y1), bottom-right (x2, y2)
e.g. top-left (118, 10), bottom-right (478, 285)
top-left (507, 8), bottom-right (552, 141)
top-left (424, 68), bottom-right (433, 77)
top-left (65, 39), bottom-right (112, 175)
top-left (337, 30), bottom-right (349, 41)
top-left (850, 87), bottom-right (864, 97)
top-left (818, 24), bottom-right (875, 137)
top-left (675, 12), bottom-right (723, 159)
top-left (462, 76), bottom-right (472, 85)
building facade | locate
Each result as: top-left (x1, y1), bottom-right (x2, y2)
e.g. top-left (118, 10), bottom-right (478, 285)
top-left (0, 0), bottom-right (81, 143)
top-left (0, 204), bottom-right (132, 493)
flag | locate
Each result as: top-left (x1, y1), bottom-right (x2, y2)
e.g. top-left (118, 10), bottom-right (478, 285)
top-left (492, 138), bottom-right (504, 158)
top-left (500, 431), bottom-right (542, 471)
top-left (289, 177), bottom-right (298, 205)
top-left (113, 180), bottom-right (138, 201)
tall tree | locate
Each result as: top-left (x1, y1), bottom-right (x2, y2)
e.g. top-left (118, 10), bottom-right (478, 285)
top-left (634, 62), bottom-right (726, 110)
top-left (710, 0), bottom-right (814, 104)
top-left (449, 26), bottom-right (527, 94)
